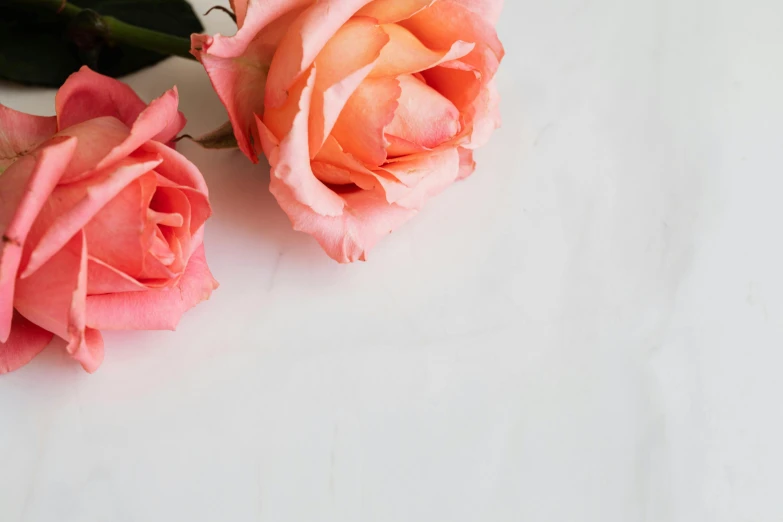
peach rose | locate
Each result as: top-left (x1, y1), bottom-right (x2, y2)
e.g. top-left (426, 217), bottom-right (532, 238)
top-left (0, 68), bottom-right (217, 374)
top-left (193, 0), bottom-right (504, 262)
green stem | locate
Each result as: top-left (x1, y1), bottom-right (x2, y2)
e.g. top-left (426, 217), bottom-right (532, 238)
top-left (104, 17), bottom-right (194, 59)
top-left (14, 0), bottom-right (195, 60)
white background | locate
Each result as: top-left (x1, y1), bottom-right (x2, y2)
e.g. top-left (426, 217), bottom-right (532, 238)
top-left (2, 1), bottom-right (782, 520)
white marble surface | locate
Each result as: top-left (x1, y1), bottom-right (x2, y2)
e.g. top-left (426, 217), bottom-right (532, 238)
top-left (1, 1), bottom-right (782, 520)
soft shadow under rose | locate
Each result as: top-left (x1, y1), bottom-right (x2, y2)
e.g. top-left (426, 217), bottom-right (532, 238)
top-left (0, 67), bottom-right (218, 374)
top-left (194, 0), bottom-right (504, 262)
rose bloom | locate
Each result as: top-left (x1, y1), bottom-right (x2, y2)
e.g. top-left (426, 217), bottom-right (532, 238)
top-left (0, 68), bottom-right (218, 374)
top-left (194, 0), bottom-right (504, 262)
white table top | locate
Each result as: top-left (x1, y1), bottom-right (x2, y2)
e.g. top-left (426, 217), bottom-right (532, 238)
top-left (2, 1), bottom-right (781, 520)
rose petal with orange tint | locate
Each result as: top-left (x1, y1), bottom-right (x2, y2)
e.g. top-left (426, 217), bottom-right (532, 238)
top-left (385, 74), bottom-right (461, 150)
top-left (308, 17), bottom-right (390, 156)
top-left (370, 23), bottom-right (474, 78)
top-left (330, 76), bottom-right (401, 166)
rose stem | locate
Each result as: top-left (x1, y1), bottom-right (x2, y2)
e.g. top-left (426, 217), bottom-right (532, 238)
top-left (13, 0), bottom-right (196, 60)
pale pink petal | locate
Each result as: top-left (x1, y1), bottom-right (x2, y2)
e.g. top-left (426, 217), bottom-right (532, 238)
top-left (196, 0), bottom-right (313, 60)
top-left (0, 136), bottom-right (77, 343)
top-left (314, 136), bottom-right (412, 203)
top-left (0, 312), bottom-right (53, 374)
top-left (457, 146), bottom-right (477, 180)
top-left (85, 244), bottom-right (218, 331)
top-left (260, 69), bottom-right (345, 217)
top-left (356, 0), bottom-right (436, 23)
top-left (447, 0), bottom-right (504, 25)
top-left (22, 155), bottom-right (162, 278)
top-left (464, 77), bottom-right (502, 149)
top-left (400, 1), bottom-right (504, 81)
top-left (260, 79), bottom-right (427, 263)
top-left (308, 17), bottom-right (390, 156)
top-left (0, 105), bottom-right (56, 171)
top-left (386, 74), bottom-right (461, 149)
top-left (56, 66), bottom-right (148, 130)
top-left (385, 134), bottom-right (430, 157)
top-left (264, 0), bottom-right (375, 109)
top-left (423, 64), bottom-right (501, 148)
top-left (191, 4), bottom-right (309, 159)
top-left (370, 24), bottom-right (474, 78)
top-left (379, 148), bottom-right (461, 209)
top-left (271, 180), bottom-right (416, 263)
top-left (330, 76), bottom-right (401, 166)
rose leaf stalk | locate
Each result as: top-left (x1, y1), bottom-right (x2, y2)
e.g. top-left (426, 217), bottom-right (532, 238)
top-left (11, 0), bottom-right (196, 60)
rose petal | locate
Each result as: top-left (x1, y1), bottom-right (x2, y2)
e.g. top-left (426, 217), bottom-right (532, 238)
top-left (330, 76), bottom-right (401, 166)
top-left (56, 67), bottom-right (148, 131)
top-left (385, 134), bottom-right (430, 157)
top-left (149, 230), bottom-right (176, 266)
top-left (315, 136), bottom-right (411, 203)
top-left (85, 244), bottom-right (218, 331)
top-left (87, 256), bottom-right (147, 295)
top-left (191, 3), bottom-right (310, 159)
top-left (141, 140), bottom-right (209, 195)
top-left (400, 1), bottom-right (504, 81)
top-left (0, 312), bottom-right (53, 374)
top-left (420, 65), bottom-right (481, 111)
top-left (447, 0), bottom-right (504, 26)
top-left (377, 147), bottom-right (461, 209)
top-left (260, 68), bottom-right (346, 217)
top-left (146, 186), bottom-right (193, 274)
top-left (56, 117), bottom-right (132, 182)
top-left (356, 0), bottom-right (436, 23)
top-left (385, 74), bottom-right (461, 149)
top-left (271, 180), bottom-right (416, 263)
top-left (229, 0), bottom-right (249, 27)
top-left (14, 231), bottom-right (103, 372)
top-left (154, 173), bottom-right (212, 240)
top-left (0, 136), bottom-right (77, 343)
top-left (308, 17), bottom-right (390, 157)
top-left (370, 23), bottom-right (474, 78)
top-left (22, 155), bottom-right (163, 279)
top-left (264, 0), bottom-right (375, 109)
top-left (89, 88), bottom-right (186, 175)
top-left (197, 0), bottom-right (313, 60)
top-left (457, 146), bottom-right (477, 180)
top-left (260, 81), bottom-right (424, 263)
top-left (82, 171), bottom-right (158, 278)
top-left (0, 105), bottom-right (56, 172)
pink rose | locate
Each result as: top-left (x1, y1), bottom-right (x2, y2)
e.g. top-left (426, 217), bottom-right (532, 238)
top-left (194, 0), bottom-right (504, 262)
top-left (0, 68), bottom-right (218, 374)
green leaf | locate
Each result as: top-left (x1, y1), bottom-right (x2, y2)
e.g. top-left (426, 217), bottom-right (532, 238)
top-left (0, 0), bottom-right (203, 87)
